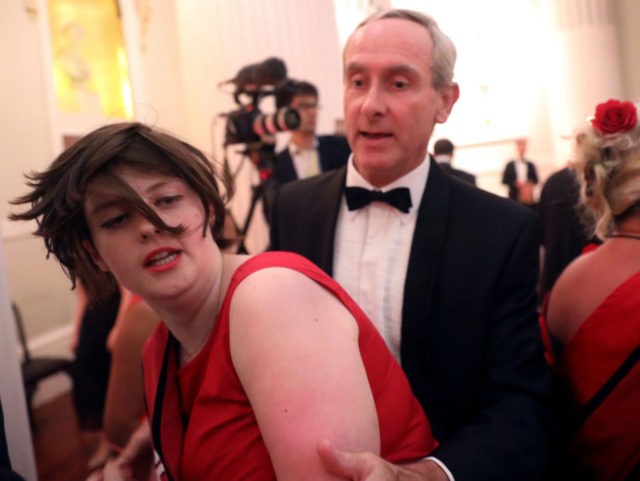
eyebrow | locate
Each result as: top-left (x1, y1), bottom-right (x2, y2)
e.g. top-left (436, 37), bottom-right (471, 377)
top-left (345, 61), bottom-right (419, 78)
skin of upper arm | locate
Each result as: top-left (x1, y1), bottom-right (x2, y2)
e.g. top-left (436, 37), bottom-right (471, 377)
top-left (229, 267), bottom-right (380, 481)
top-left (104, 302), bottom-right (160, 448)
top-left (546, 254), bottom-right (594, 344)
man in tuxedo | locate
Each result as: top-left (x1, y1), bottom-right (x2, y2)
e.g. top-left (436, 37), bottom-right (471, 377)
top-left (432, 138), bottom-right (476, 185)
top-left (272, 79), bottom-right (350, 184)
top-left (270, 9), bottom-right (550, 481)
top-left (262, 79), bottom-right (350, 223)
top-left (501, 138), bottom-right (539, 206)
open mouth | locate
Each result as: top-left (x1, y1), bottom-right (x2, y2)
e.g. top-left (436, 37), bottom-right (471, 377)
top-left (144, 250), bottom-right (181, 268)
top-left (361, 132), bottom-right (392, 140)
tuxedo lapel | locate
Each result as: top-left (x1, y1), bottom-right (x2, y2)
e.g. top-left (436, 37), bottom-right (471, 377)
top-left (307, 168), bottom-right (346, 276)
top-left (274, 149), bottom-right (298, 183)
top-left (401, 158), bottom-right (451, 363)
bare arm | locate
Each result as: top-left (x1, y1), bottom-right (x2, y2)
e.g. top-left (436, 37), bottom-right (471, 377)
top-left (107, 286), bottom-right (135, 351)
top-left (104, 301), bottom-right (160, 449)
top-left (230, 267), bottom-right (379, 481)
top-left (102, 422), bottom-right (155, 481)
top-left (70, 282), bottom-right (88, 353)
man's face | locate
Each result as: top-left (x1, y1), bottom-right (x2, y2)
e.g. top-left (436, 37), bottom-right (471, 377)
top-left (516, 139), bottom-right (527, 159)
top-left (290, 94), bottom-right (318, 135)
top-left (343, 18), bottom-right (458, 187)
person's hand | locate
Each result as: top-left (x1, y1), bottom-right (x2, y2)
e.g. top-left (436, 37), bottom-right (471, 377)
top-left (98, 422), bottom-right (155, 481)
top-left (317, 440), bottom-right (448, 481)
top-left (517, 181), bottom-right (535, 204)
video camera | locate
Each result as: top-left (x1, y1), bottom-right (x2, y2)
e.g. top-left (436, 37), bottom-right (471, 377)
top-left (220, 57), bottom-right (300, 147)
top-left (218, 58), bottom-right (300, 252)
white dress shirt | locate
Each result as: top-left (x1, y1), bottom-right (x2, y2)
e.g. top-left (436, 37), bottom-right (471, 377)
top-left (333, 155), bottom-right (455, 481)
top-left (515, 158), bottom-right (528, 182)
top-left (333, 155), bottom-right (429, 362)
top-left (289, 138), bottom-right (320, 179)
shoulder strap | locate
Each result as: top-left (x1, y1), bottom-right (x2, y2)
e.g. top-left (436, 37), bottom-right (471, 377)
top-left (149, 337), bottom-right (176, 481)
top-left (575, 341), bottom-right (640, 429)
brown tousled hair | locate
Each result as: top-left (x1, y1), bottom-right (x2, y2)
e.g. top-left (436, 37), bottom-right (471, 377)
top-left (9, 122), bottom-right (234, 303)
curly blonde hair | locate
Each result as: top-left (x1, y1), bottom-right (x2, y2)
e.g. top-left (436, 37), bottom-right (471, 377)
top-left (572, 121), bottom-right (640, 240)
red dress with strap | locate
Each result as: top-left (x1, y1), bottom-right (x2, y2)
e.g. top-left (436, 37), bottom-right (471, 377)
top-left (540, 271), bottom-right (640, 481)
top-left (143, 252), bottom-right (438, 481)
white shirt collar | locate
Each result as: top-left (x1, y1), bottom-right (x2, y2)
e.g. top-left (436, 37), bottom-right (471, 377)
top-left (289, 137), bottom-right (318, 155)
top-left (434, 154), bottom-right (452, 164)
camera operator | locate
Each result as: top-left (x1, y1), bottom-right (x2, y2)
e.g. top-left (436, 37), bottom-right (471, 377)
top-left (261, 79), bottom-right (351, 224)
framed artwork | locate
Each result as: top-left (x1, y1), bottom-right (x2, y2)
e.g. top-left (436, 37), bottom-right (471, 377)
top-left (47, 0), bottom-right (134, 119)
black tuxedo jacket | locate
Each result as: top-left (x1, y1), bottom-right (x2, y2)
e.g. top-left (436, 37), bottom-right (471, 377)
top-left (270, 160), bottom-right (550, 481)
top-left (501, 159), bottom-right (539, 200)
top-left (272, 135), bottom-right (351, 185)
top-left (438, 162), bottom-right (476, 186)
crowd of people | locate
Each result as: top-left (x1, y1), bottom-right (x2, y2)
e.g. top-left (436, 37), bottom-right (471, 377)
top-left (7, 7), bottom-right (639, 481)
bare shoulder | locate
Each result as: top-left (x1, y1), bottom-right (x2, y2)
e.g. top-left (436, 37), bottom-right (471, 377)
top-left (546, 252), bottom-right (599, 343)
top-left (229, 265), bottom-right (355, 335)
top-left (547, 242), bottom-right (640, 343)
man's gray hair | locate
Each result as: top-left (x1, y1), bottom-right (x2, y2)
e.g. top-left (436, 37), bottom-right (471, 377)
top-left (352, 9), bottom-right (457, 90)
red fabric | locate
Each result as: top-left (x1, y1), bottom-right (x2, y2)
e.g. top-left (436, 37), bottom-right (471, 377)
top-left (581, 242), bottom-right (600, 255)
top-left (143, 252), bottom-right (437, 481)
top-left (541, 271), bottom-right (640, 481)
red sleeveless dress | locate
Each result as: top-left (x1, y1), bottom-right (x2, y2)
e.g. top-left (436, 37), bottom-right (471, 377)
top-left (540, 271), bottom-right (640, 481)
top-left (143, 252), bottom-right (437, 481)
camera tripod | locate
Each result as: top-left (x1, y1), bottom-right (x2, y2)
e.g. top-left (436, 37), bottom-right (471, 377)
top-left (224, 146), bottom-right (276, 254)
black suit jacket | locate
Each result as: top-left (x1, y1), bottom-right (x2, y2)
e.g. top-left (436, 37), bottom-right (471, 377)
top-left (438, 162), bottom-right (476, 186)
top-left (501, 159), bottom-right (539, 201)
top-left (272, 135), bottom-right (351, 185)
top-left (262, 135), bottom-right (351, 225)
top-left (270, 160), bottom-right (550, 481)
top-left (538, 167), bottom-right (591, 297)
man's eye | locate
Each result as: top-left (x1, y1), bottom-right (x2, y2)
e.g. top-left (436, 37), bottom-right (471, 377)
top-left (101, 214), bottom-right (127, 229)
top-left (392, 79), bottom-right (408, 89)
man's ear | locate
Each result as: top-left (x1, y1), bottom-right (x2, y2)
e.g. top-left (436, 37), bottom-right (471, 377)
top-left (82, 240), bottom-right (110, 272)
top-left (435, 82), bottom-right (460, 124)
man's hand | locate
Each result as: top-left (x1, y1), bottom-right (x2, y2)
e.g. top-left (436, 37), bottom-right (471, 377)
top-left (317, 440), bottom-right (448, 481)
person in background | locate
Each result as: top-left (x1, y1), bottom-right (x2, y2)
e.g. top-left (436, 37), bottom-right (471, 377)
top-left (538, 163), bottom-right (593, 300)
top-left (270, 8), bottom-right (550, 481)
top-left (262, 79), bottom-right (351, 224)
top-left (501, 137), bottom-right (539, 207)
top-left (10, 121), bottom-right (438, 481)
top-left (272, 79), bottom-right (351, 185)
top-left (542, 98), bottom-right (640, 481)
top-left (84, 296), bottom-right (161, 481)
top-left (69, 279), bottom-right (127, 471)
top-left (432, 138), bottom-right (476, 185)
top-left (103, 296), bottom-right (160, 450)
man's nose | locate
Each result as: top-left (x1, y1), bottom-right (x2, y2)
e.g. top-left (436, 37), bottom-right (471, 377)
top-left (361, 85), bottom-right (386, 117)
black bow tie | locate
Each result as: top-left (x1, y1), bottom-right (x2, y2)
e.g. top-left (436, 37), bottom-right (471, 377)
top-left (345, 186), bottom-right (412, 213)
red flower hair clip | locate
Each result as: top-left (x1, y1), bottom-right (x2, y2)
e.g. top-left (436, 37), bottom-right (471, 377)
top-left (590, 99), bottom-right (637, 134)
